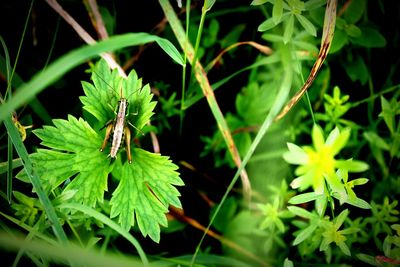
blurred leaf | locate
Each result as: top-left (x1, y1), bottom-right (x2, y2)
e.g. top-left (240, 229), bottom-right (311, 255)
top-left (379, 96), bottom-right (395, 134)
top-left (210, 197), bottom-right (238, 232)
top-left (283, 14), bottom-right (295, 44)
top-left (344, 55), bottom-right (368, 85)
top-left (258, 17), bottom-right (276, 32)
top-left (350, 26), bottom-right (387, 47)
top-left (293, 224), bottom-right (318, 245)
top-left (203, 19), bottom-right (219, 48)
top-left (204, 0), bottom-right (216, 11)
top-left (344, 0), bottom-right (367, 24)
top-left (356, 253), bottom-right (380, 266)
top-left (273, 0), bottom-right (284, 24)
top-left (364, 131), bottom-right (390, 151)
top-left (329, 30), bottom-right (348, 53)
top-left (289, 192), bottom-right (324, 204)
top-left (304, 0), bottom-right (326, 11)
top-left (220, 24), bottom-right (246, 47)
top-left (236, 82), bottom-right (277, 125)
top-left (287, 206), bottom-right (315, 219)
top-left (251, 0), bottom-right (269, 6)
top-left (295, 14), bottom-right (317, 36)
top-left (345, 24), bottom-right (362, 37)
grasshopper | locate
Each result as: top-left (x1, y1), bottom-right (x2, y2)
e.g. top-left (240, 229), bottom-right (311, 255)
top-left (100, 97), bottom-right (133, 163)
top-left (95, 72), bottom-right (140, 164)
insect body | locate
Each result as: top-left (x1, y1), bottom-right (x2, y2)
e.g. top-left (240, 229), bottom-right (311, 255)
top-left (100, 97), bottom-right (133, 164)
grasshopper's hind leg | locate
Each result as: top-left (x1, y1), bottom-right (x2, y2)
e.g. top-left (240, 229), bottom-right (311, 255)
top-left (124, 126), bottom-right (132, 164)
top-left (100, 123), bottom-right (114, 152)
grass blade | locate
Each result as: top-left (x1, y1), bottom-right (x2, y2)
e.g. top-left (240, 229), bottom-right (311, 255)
top-left (0, 33), bottom-right (183, 123)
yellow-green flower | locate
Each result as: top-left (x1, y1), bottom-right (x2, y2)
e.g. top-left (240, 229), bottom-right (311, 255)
top-left (283, 125), bottom-right (368, 200)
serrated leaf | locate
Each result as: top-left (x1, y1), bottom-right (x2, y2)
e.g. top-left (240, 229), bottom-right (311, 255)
top-left (16, 149), bottom-right (77, 192)
top-left (81, 60), bottom-right (156, 136)
top-left (30, 115), bottom-right (110, 207)
top-left (110, 149), bottom-right (183, 242)
top-left (23, 59), bottom-right (183, 242)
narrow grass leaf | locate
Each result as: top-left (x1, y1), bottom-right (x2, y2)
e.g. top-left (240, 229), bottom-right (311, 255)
top-left (0, 33), bottom-right (182, 123)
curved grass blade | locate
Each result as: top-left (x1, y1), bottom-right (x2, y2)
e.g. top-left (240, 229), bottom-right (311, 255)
top-left (274, 0), bottom-right (337, 121)
top-left (3, 116), bottom-right (69, 245)
top-left (0, 231), bottom-right (151, 267)
top-left (58, 203), bottom-right (149, 265)
top-left (0, 33), bottom-right (183, 123)
top-left (158, 0), bottom-right (251, 203)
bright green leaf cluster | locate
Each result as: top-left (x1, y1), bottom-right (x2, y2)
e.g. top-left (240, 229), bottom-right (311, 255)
top-left (283, 124), bottom-right (369, 205)
top-left (255, 0), bottom-right (323, 43)
top-left (289, 206), bottom-right (359, 257)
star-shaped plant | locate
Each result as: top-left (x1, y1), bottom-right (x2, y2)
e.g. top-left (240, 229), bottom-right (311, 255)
top-left (283, 124), bottom-right (368, 202)
top-left (320, 209), bottom-right (359, 256)
top-left (17, 59), bottom-right (184, 242)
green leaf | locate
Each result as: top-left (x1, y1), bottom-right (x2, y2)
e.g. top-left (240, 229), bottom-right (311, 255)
top-left (110, 149), bottom-right (183, 243)
top-left (289, 192), bottom-right (323, 204)
top-left (81, 60), bottom-right (157, 135)
top-left (258, 17), bottom-right (277, 32)
top-left (304, 0), bottom-right (326, 11)
top-left (335, 160), bottom-right (369, 172)
top-left (345, 197), bottom-right (371, 209)
top-left (204, 0), bottom-right (216, 11)
top-left (356, 253), bottom-right (380, 266)
top-left (283, 14), bottom-right (295, 44)
top-left (236, 82), bottom-right (277, 125)
top-left (344, 0), bottom-right (366, 24)
top-left (31, 115), bottom-right (110, 207)
top-left (273, 0), bottom-right (284, 24)
top-left (329, 30), bottom-right (348, 54)
top-left (210, 197), bottom-right (238, 232)
top-left (295, 14), bottom-right (317, 36)
top-left (363, 131), bottom-right (390, 151)
top-left (344, 55), bottom-right (368, 85)
top-left (17, 150), bottom-right (77, 192)
top-left (251, 0), bottom-right (269, 5)
top-left (345, 24), bottom-right (362, 38)
top-left (379, 96), bottom-right (395, 134)
top-left (287, 206), bottom-right (314, 219)
top-left (350, 27), bottom-right (387, 48)
top-left (293, 224), bottom-right (318, 245)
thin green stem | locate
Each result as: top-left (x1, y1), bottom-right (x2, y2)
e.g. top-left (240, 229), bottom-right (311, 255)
top-left (191, 6), bottom-right (206, 68)
top-left (179, 0), bottom-right (191, 135)
top-left (6, 0), bottom-right (35, 100)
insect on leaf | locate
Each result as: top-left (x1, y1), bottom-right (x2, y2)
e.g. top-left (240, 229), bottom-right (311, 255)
top-left (18, 59), bottom-right (183, 242)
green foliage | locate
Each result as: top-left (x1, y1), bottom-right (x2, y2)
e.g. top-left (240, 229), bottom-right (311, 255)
top-left (255, 0), bottom-right (323, 42)
top-left (16, 60), bottom-right (184, 242)
top-left (1, 1), bottom-right (400, 266)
